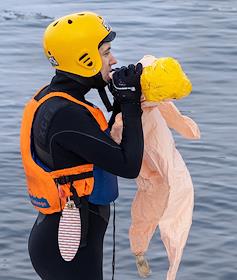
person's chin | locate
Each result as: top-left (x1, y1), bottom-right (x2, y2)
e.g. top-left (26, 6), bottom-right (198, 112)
top-left (103, 74), bottom-right (110, 83)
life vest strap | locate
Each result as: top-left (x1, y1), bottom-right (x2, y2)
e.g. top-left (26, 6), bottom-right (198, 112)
top-left (54, 171), bottom-right (94, 185)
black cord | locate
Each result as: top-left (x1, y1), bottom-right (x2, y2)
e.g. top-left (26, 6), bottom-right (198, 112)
top-left (98, 88), bottom-right (113, 112)
top-left (112, 201), bottom-right (116, 280)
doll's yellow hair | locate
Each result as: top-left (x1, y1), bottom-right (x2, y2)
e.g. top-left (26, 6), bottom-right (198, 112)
top-left (141, 57), bottom-right (192, 102)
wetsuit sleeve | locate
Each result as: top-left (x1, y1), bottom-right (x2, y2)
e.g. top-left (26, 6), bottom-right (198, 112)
top-left (108, 99), bottom-right (121, 129)
top-left (50, 103), bottom-right (144, 178)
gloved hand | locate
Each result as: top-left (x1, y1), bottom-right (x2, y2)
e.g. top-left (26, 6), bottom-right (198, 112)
top-left (108, 63), bottom-right (143, 104)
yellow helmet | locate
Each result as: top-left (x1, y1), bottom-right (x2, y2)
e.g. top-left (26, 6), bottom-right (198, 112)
top-left (141, 57), bottom-right (192, 102)
top-left (43, 12), bottom-right (116, 77)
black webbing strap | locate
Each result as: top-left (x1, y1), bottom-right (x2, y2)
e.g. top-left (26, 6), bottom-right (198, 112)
top-left (79, 196), bottom-right (89, 248)
top-left (112, 201), bottom-right (116, 280)
top-left (54, 171), bottom-right (93, 185)
top-left (98, 87), bottom-right (113, 112)
top-left (70, 184), bottom-right (89, 248)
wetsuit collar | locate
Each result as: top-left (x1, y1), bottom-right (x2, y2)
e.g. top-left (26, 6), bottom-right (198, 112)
top-left (49, 71), bottom-right (90, 102)
top-left (60, 70), bottom-right (107, 90)
top-left (50, 70), bottom-right (112, 111)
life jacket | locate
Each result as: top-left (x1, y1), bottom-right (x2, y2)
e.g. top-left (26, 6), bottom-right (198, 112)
top-left (20, 90), bottom-right (118, 214)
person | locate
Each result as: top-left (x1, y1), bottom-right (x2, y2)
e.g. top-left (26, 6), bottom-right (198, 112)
top-left (111, 55), bottom-right (200, 280)
top-left (20, 12), bottom-right (144, 280)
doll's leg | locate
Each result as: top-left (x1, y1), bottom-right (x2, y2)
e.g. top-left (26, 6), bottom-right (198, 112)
top-left (130, 185), bottom-right (169, 278)
top-left (159, 227), bottom-right (190, 280)
top-left (159, 185), bottom-right (194, 280)
top-left (129, 186), bottom-right (168, 255)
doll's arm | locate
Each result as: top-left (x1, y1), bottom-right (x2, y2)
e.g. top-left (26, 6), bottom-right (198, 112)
top-left (157, 101), bottom-right (200, 139)
top-left (110, 113), bottom-right (123, 144)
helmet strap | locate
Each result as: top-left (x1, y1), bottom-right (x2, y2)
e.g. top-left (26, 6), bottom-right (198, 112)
top-left (56, 70), bottom-right (113, 112)
top-left (98, 88), bottom-right (113, 112)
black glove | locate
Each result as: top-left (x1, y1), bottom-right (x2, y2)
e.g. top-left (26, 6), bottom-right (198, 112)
top-left (108, 63), bottom-right (143, 104)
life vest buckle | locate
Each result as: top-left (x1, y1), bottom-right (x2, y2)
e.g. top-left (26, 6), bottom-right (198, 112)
top-left (55, 176), bottom-right (71, 186)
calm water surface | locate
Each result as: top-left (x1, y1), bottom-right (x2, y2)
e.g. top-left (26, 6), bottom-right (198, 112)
top-left (0, 1), bottom-right (236, 279)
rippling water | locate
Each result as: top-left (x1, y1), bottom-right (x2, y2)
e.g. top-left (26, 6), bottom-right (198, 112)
top-left (0, 1), bottom-right (236, 279)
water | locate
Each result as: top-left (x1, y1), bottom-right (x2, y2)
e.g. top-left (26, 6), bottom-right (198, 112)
top-left (0, 1), bottom-right (237, 279)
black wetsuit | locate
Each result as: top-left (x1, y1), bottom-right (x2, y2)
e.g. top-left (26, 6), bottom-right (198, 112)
top-left (28, 71), bottom-right (144, 280)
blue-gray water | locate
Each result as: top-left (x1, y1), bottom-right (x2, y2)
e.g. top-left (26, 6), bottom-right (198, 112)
top-left (0, 1), bottom-right (236, 279)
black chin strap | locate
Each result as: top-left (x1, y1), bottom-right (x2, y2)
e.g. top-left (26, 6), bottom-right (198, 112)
top-left (56, 70), bottom-right (113, 112)
top-left (98, 87), bottom-right (113, 112)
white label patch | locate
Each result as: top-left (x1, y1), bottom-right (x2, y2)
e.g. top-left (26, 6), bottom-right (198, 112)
top-left (102, 20), bottom-right (111, 32)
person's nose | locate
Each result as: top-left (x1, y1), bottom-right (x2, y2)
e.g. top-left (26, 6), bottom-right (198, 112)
top-left (110, 53), bottom-right (117, 65)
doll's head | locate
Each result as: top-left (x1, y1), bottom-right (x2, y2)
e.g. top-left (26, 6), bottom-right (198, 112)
top-left (140, 55), bottom-right (192, 102)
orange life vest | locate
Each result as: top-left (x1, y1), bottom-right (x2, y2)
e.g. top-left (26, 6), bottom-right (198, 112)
top-left (20, 91), bottom-right (108, 214)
